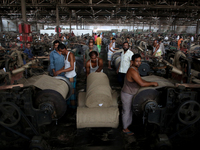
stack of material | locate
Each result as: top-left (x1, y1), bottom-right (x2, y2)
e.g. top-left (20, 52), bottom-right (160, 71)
top-left (77, 72), bottom-right (119, 128)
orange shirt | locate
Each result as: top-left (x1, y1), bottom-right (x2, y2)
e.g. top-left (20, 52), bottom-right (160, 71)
top-left (178, 38), bottom-right (183, 48)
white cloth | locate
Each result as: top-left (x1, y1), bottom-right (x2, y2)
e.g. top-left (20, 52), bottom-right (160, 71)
top-left (90, 58), bottom-right (103, 73)
top-left (65, 52), bottom-right (76, 78)
top-left (119, 50), bottom-right (134, 73)
top-left (191, 36), bottom-right (194, 42)
top-left (108, 44), bottom-right (115, 53)
top-left (176, 35), bottom-right (180, 41)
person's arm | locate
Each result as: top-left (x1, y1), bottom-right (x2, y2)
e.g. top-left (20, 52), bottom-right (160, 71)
top-left (109, 44), bottom-right (115, 53)
top-left (55, 53), bottom-right (74, 75)
top-left (152, 44), bottom-right (160, 56)
top-left (96, 58), bottom-right (103, 72)
top-left (116, 63), bottom-right (120, 74)
top-left (86, 61), bottom-right (90, 76)
top-left (49, 53), bottom-right (56, 76)
top-left (131, 69), bottom-right (158, 87)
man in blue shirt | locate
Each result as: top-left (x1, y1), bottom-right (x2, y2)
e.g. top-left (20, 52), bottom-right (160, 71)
top-left (23, 42), bottom-right (33, 59)
top-left (50, 40), bottom-right (65, 77)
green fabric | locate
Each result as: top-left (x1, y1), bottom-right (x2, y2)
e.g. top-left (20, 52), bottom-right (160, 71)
top-left (97, 45), bottom-right (101, 53)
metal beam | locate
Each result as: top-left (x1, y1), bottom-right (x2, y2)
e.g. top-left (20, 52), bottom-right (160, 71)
top-left (1, 4), bottom-right (200, 10)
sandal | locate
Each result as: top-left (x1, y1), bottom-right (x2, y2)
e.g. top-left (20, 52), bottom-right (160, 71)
top-left (123, 131), bottom-right (134, 136)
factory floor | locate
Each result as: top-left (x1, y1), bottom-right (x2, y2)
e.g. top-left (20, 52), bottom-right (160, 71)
top-left (1, 46), bottom-right (200, 150)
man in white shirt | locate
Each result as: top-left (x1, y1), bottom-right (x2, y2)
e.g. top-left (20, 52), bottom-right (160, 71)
top-left (108, 38), bottom-right (119, 69)
top-left (117, 42), bottom-right (134, 87)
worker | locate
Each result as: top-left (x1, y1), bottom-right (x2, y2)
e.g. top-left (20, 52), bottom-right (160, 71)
top-left (55, 44), bottom-right (77, 108)
top-left (94, 33), bottom-right (97, 42)
top-left (83, 42), bottom-right (99, 71)
top-left (88, 39), bottom-right (98, 51)
top-left (23, 42), bottom-right (34, 60)
top-left (121, 54), bottom-right (158, 135)
top-left (107, 38), bottom-right (116, 70)
top-left (95, 35), bottom-right (102, 53)
top-left (112, 38), bottom-right (119, 51)
top-left (50, 41), bottom-right (65, 77)
top-left (127, 37), bottom-right (132, 50)
top-left (152, 39), bottom-right (165, 57)
top-left (177, 36), bottom-right (183, 50)
top-left (53, 40), bottom-right (60, 51)
top-left (86, 51), bottom-right (103, 76)
top-left (117, 42), bottom-right (134, 87)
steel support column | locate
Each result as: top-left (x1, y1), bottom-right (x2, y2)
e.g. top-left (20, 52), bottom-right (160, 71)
top-left (21, 0), bottom-right (27, 22)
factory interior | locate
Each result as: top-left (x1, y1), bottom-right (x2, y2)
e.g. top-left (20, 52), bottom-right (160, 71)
top-left (1, 0), bottom-right (200, 150)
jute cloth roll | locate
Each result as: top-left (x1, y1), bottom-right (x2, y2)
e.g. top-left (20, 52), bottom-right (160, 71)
top-left (19, 75), bottom-right (69, 99)
top-left (77, 107), bottom-right (119, 128)
top-left (86, 72), bottom-right (112, 108)
top-left (78, 90), bottom-right (118, 107)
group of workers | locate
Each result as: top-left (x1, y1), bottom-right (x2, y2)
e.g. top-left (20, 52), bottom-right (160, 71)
top-left (22, 33), bottom-right (161, 136)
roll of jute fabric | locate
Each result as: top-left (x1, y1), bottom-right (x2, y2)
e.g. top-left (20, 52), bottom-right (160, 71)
top-left (77, 107), bottom-right (119, 128)
top-left (85, 72), bottom-right (113, 108)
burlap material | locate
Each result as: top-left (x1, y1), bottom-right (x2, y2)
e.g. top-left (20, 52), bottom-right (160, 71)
top-left (19, 75), bottom-right (69, 99)
top-left (77, 107), bottom-right (119, 128)
top-left (137, 75), bottom-right (174, 94)
top-left (85, 72), bottom-right (112, 108)
top-left (173, 51), bottom-right (186, 70)
top-left (78, 90), bottom-right (118, 107)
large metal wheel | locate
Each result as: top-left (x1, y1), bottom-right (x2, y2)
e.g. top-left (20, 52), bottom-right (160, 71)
top-left (138, 62), bottom-right (150, 76)
top-left (34, 89), bottom-right (67, 119)
top-left (178, 100), bottom-right (200, 125)
top-left (0, 102), bottom-right (21, 127)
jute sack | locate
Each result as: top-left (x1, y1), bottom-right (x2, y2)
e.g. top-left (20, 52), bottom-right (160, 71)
top-left (86, 72), bottom-right (112, 108)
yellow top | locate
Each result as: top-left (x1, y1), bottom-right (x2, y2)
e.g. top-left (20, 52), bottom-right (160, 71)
top-left (95, 37), bottom-right (102, 45)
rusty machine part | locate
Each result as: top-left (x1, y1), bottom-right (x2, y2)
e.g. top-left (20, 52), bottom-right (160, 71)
top-left (132, 75), bottom-right (200, 139)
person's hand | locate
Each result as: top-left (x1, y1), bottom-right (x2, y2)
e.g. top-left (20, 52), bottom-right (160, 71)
top-left (55, 70), bottom-right (62, 76)
top-left (152, 82), bottom-right (158, 87)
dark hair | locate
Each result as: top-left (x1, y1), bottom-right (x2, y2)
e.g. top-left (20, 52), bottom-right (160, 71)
top-left (158, 38), bottom-right (162, 42)
top-left (26, 42), bottom-right (31, 45)
top-left (58, 43), bottom-right (66, 50)
top-left (89, 51), bottom-right (98, 57)
top-left (123, 41), bottom-right (129, 46)
top-left (112, 38), bottom-right (116, 40)
top-left (53, 40), bottom-right (60, 45)
top-left (89, 39), bottom-right (94, 44)
top-left (132, 54), bottom-right (141, 61)
top-left (98, 35), bottom-right (100, 37)
top-left (127, 37), bottom-right (130, 39)
top-left (84, 37), bottom-right (87, 39)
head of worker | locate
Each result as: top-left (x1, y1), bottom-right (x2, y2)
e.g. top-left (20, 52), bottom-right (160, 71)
top-left (66, 35), bottom-right (69, 39)
top-left (53, 40), bottom-right (60, 51)
top-left (89, 51), bottom-right (98, 63)
top-left (26, 42), bottom-right (31, 49)
top-left (127, 37), bottom-right (130, 42)
top-left (89, 42), bottom-right (94, 50)
top-left (98, 34), bottom-right (100, 37)
top-left (158, 38), bottom-right (162, 44)
top-left (58, 43), bottom-right (66, 55)
top-left (153, 40), bottom-right (158, 46)
top-left (112, 38), bottom-right (116, 43)
top-left (123, 42), bottom-right (129, 51)
top-left (131, 54), bottom-right (142, 68)
top-left (60, 35), bottom-right (64, 41)
top-left (89, 39), bottom-right (94, 44)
